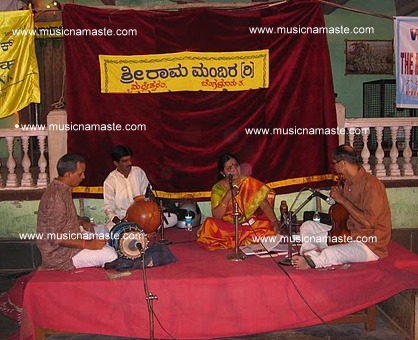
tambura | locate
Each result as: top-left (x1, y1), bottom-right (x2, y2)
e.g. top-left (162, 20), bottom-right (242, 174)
top-left (108, 222), bottom-right (148, 259)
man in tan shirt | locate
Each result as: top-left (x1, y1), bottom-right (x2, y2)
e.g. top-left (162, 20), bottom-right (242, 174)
top-left (292, 145), bottom-right (391, 269)
top-left (37, 154), bottom-right (117, 270)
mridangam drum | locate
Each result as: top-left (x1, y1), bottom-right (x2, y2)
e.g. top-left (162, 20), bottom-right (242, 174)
top-left (125, 196), bottom-right (161, 234)
top-left (108, 222), bottom-right (148, 259)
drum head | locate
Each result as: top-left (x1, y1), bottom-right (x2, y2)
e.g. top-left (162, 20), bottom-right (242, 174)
top-left (109, 222), bottom-right (148, 259)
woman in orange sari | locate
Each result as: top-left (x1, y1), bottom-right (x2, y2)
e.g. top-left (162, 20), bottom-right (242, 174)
top-left (197, 153), bottom-right (280, 250)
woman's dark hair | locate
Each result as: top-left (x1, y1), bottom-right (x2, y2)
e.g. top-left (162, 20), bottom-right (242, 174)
top-left (111, 145), bottom-right (133, 162)
top-left (333, 144), bottom-right (362, 165)
top-left (217, 153), bottom-right (239, 180)
top-left (57, 154), bottom-right (85, 177)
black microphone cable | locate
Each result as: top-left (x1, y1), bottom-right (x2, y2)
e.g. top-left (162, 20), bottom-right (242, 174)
top-left (235, 186), bottom-right (340, 338)
top-left (140, 248), bottom-right (177, 340)
top-left (144, 183), bottom-right (337, 338)
top-left (138, 183), bottom-right (177, 338)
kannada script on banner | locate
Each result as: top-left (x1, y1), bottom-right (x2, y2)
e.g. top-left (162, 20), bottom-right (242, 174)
top-left (99, 50), bottom-right (269, 93)
top-left (0, 10), bottom-right (40, 118)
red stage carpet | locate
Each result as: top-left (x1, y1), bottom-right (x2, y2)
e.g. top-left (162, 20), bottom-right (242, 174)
top-left (20, 229), bottom-right (418, 339)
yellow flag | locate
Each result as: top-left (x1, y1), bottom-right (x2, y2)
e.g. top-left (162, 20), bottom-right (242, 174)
top-left (0, 10), bottom-right (40, 119)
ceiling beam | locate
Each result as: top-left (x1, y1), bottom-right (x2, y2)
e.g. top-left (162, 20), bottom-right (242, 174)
top-left (322, 0), bottom-right (350, 15)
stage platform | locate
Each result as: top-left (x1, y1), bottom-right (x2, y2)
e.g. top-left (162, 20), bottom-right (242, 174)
top-left (19, 228), bottom-right (418, 340)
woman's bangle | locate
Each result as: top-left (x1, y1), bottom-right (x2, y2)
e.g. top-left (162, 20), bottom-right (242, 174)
top-left (82, 239), bottom-right (86, 249)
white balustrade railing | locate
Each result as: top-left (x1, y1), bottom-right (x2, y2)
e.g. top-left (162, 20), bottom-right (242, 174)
top-left (344, 117), bottom-right (418, 179)
top-left (0, 128), bottom-right (48, 189)
top-left (0, 111), bottom-right (417, 190)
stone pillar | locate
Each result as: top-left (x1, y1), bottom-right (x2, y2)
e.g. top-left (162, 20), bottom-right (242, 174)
top-left (335, 102), bottom-right (346, 145)
top-left (47, 110), bottom-right (67, 181)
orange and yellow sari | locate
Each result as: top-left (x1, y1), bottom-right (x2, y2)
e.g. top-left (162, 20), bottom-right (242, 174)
top-left (197, 176), bottom-right (276, 250)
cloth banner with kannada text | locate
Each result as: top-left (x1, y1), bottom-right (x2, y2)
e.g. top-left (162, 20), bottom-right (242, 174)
top-left (99, 50), bottom-right (269, 93)
top-left (0, 10), bottom-right (40, 118)
top-left (63, 1), bottom-right (337, 198)
top-left (395, 16), bottom-right (418, 108)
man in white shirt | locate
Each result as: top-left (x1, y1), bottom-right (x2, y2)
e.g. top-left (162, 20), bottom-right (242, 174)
top-left (103, 145), bottom-right (149, 227)
top-left (103, 145), bottom-right (177, 230)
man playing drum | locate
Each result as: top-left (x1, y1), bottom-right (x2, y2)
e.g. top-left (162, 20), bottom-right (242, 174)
top-left (37, 154), bottom-right (117, 270)
top-left (103, 145), bottom-right (177, 231)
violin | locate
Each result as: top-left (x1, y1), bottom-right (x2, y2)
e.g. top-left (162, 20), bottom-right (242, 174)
top-left (328, 175), bottom-right (350, 244)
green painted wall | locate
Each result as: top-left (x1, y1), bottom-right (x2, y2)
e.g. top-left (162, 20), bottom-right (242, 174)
top-left (0, 114), bottom-right (18, 129)
top-left (0, 187), bottom-right (415, 238)
top-left (325, 0), bottom-right (396, 117)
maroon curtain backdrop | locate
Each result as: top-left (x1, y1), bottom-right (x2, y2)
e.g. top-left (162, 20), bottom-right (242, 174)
top-left (63, 0), bottom-right (337, 197)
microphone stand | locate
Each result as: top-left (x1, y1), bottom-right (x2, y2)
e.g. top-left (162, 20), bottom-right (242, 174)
top-left (140, 248), bottom-right (158, 340)
top-left (226, 177), bottom-right (246, 262)
top-left (158, 200), bottom-right (172, 245)
top-left (150, 187), bottom-right (171, 245)
top-left (279, 191), bottom-right (316, 266)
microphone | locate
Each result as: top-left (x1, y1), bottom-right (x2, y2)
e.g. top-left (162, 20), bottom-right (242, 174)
top-left (144, 183), bottom-right (151, 201)
top-left (145, 183), bottom-right (157, 203)
top-left (227, 173), bottom-right (233, 183)
top-left (309, 189), bottom-right (335, 205)
top-left (128, 239), bottom-right (143, 252)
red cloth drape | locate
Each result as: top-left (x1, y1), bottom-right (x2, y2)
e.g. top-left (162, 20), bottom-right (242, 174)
top-left (63, 0), bottom-right (337, 196)
top-left (19, 239), bottom-right (418, 339)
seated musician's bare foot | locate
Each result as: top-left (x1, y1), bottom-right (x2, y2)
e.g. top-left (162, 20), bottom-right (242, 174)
top-left (291, 255), bottom-right (315, 270)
